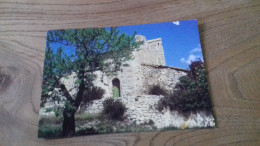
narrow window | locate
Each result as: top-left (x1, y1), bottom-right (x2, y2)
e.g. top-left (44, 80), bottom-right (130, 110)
top-left (112, 78), bottom-right (120, 99)
top-left (158, 58), bottom-right (162, 65)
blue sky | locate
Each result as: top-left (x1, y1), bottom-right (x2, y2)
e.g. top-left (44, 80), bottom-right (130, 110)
top-left (117, 20), bottom-right (203, 69)
top-left (48, 20), bottom-right (203, 69)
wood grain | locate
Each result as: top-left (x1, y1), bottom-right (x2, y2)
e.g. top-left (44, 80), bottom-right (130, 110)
top-left (0, 0), bottom-right (260, 145)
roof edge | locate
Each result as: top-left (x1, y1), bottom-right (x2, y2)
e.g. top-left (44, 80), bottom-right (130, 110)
top-left (146, 38), bottom-right (162, 43)
top-left (141, 63), bottom-right (189, 72)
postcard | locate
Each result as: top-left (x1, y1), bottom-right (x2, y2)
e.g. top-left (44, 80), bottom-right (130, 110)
top-left (38, 20), bottom-right (215, 138)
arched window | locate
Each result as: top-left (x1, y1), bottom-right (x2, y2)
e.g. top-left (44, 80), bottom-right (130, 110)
top-left (112, 78), bottom-right (120, 99)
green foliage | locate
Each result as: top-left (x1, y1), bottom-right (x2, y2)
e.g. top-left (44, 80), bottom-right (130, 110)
top-left (64, 101), bottom-right (77, 117)
top-left (157, 60), bottom-right (212, 116)
top-left (45, 107), bottom-right (52, 113)
top-left (44, 107), bottom-right (62, 118)
top-left (54, 109), bottom-right (62, 117)
top-left (82, 86), bottom-right (105, 103)
top-left (65, 101), bottom-right (76, 112)
top-left (38, 125), bottom-right (62, 138)
top-left (148, 84), bottom-right (168, 96)
top-left (102, 98), bottom-right (126, 121)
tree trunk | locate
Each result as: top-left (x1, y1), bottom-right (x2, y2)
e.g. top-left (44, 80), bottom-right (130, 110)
top-left (62, 110), bottom-right (76, 137)
top-left (61, 78), bottom-right (84, 137)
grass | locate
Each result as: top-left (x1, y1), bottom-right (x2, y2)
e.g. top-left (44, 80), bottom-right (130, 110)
top-left (75, 127), bottom-right (98, 136)
top-left (38, 113), bottom-right (101, 138)
top-left (38, 116), bottom-right (63, 138)
top-left (38, 113), bottom-right (159, 138)
top-left (75, 113), bottom-right (100, 122)
top-left (38, 124), bottom-right (62, 138)
top-left (39, 113), bottom-right (212, 138)
top-left (39, 113), bottom-right (100, 125)
top-left (39, 116), bottom-right (63, 126)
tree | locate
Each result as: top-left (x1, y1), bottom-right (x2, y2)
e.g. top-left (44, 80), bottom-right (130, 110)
top-left (157, 60), bottom-right (212, 116)
top-left (41, 28), bottom-right (141, 137)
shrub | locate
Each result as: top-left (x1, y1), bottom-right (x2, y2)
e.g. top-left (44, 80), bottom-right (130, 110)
top-left (157, 60), bottom-right (212, 117)
top-left (148, 119), bottom-right (154, 125)
top-left (148, 84), bottom-right (168, 96)
top-left (83, 86), bottom-right (105, 103)
top-left (79, 86), bottom-right (105, 112)
top-left (156, 98), bottom-right (167, 112)
top-left (102, 98), bottom-right (126, 120)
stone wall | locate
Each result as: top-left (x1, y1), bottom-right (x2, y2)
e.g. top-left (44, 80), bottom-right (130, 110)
top-left (141, 64), bottom-right (188, 94)
top-left (82, 95), bottom-right (215, 129)
top-left (40, 94), bottom-right (215, 129)
top-left (92, 35), bottom-right (168, 98)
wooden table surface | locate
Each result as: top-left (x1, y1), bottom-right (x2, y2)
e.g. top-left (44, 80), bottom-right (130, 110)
top-left (0, 0), bottom-right (260, 145)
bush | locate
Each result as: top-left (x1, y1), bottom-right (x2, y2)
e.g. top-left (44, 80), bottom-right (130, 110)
top-left (79, 86), bottom-right (105, 112)
top-left (102, 98), bottom-right (126, 120)
top-left (83, 86), bottom-right (105, 103)
top-left (148, 84), bottom-right (168, 96)
top-left (157, 60), bottom-right (212, 117)
top-left (148, 119), bottom-right (154, 125)
top-left (156, 98), bottom-right (168, 112)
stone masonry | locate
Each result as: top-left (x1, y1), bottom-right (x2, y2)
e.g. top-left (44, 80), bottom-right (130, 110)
top-left (91, 35), bottom-right (188, 98)
top-left (81, 95), bottom-right (215, 129)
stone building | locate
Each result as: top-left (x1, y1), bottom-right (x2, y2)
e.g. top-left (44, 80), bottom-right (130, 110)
top-left (92, 35), bottom-right (188, 99)
top-left (78, 35), bottom-right (214, 128)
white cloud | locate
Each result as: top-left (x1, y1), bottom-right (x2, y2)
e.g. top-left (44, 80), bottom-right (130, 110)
top-left (180, 54), bottom-right (199, 65)
top-left (172, 21), bottom-right (180, 26)
top-left (190, 48), bottom-right (201, 53)
top-left (188, 54), bottom-right (196, 62)
top-left (190, 44), bottom-right (202, 53)
top-left (180, 57), bottom-right (185, 63)
top-left (180, 44), bottom-right (203, 65)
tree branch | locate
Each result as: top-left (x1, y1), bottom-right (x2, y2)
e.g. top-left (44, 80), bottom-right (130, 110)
top-left (73, 63), bottom-right (86, 110)
top-left (53, 76), bottom-right (74, 103)
top-left (59, 84), bottom-right (74, 103)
